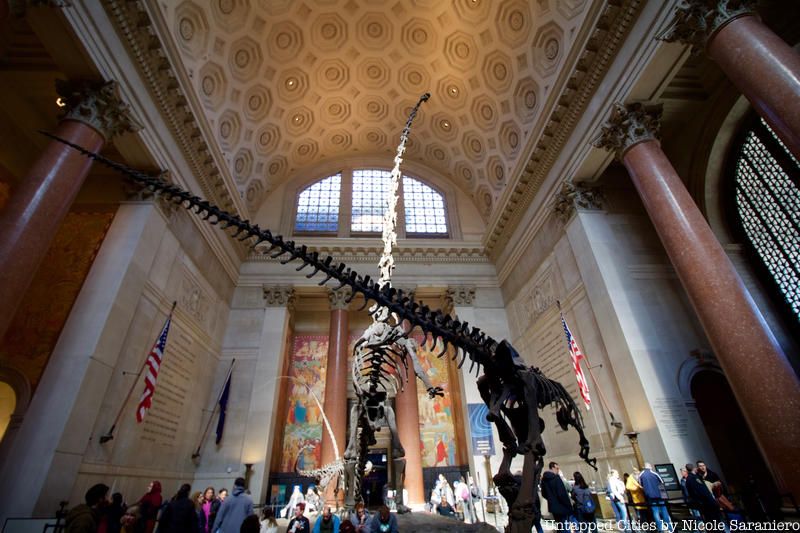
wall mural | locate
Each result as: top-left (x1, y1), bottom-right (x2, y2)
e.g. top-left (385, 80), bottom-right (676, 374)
top-left (278, 335), bottom-right (329, 472)
top-left (415, 336), bottom-right (457, 467)
top-left (0, 210), bottom-right (116, 389)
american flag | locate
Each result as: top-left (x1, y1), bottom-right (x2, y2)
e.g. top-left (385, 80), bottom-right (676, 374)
top-left (136, 311), bottom-right (173, 423)
top-left (560, 313), bottom-right (591, 410)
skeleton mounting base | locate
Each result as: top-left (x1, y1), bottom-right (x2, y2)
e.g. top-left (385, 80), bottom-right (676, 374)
top-left (44, 131), bottom-right (597, 531)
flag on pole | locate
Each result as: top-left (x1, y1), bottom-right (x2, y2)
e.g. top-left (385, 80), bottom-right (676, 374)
top-left (136, 310), bottom-right (174, 423)
top-left (560, 312), bottom-right (592, 410)
top-left (215, 369), bottom-right (233, 444)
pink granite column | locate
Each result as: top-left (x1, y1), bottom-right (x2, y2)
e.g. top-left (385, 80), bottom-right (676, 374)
top-left (395, 320), bottom-right (425, 506)
top-left (0, 80), bottom-right (138, 340)
top-left (320, 288), bottom-right (350, 508)
top-left (663, 1), bottom-right (800, 160)
top-left (595, 102), bottom-right (800, 500)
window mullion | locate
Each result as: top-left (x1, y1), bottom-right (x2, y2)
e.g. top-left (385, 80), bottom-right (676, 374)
top-left (340, 168), bottom-right (352, 238)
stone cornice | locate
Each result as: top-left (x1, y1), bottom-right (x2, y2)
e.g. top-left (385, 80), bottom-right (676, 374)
top-left (248, 240), bottom-right (489, 265)
top-left (484, 0), bottom-right (645, 258)
top-left (101, 0), bottom-right (247, 227)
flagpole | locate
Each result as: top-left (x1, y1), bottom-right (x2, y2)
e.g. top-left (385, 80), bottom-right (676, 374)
top-left (100, 301), bottom-right (177, 444)
top-left (192, 358), bottom-right (236, 459)
top-left (556, 300), bottom-right (622, 429)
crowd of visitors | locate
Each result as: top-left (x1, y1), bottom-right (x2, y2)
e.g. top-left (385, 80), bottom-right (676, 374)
top-left (60, 457), bottom-right (768, 533)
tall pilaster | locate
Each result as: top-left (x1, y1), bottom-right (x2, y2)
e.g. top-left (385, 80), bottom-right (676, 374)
top-left (662, 0), bottom-right (800, 159)
top-left (242, 285), bottom-right (295, 505)
top-left (0, 79), bottom-right (140, 339)
top-left (595, 102), bottom-right (800, 499)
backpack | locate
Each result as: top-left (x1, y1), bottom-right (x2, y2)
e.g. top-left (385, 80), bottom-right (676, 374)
top-left (581, 496), bottom-right (595, 513)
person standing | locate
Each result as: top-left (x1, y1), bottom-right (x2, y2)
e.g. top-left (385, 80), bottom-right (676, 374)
top-left (213, 478), bottom-right (254, 533)
top-left (571, 472), bottom-right (597, 524)
top-left (684, 464), bottom-right (724, 523)
top-left (287, 502), bottom-right (311, 533)
top-left (625, 470), bottom-right (648, 522)
top-left (208, 488), bottom-right (226, 532)
top-left (65, 483), bottom-right (110, 533)
top-left (541, 462), bottom-right (572, 530)
top-left (639, 463), bottom-right (672, 532)
top-left (199, 487), bottom-right (214, 532)
top-left (607, 470), bottom-right (630, 528)
top-left (158, 484), bottom-right (198, 533)
top-left (134, 481), bottom-right (162, 533)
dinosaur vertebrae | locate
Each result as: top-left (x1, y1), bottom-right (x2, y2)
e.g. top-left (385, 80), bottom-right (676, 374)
top-left (352, 321), bottom-right (411, 397)
top-left (42, 130), bottom-right (495, 375)
top-left (377, 92), bottom-right (429, 290)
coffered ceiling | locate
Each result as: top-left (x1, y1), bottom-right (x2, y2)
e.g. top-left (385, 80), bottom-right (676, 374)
top-left (157, 0), bottom-right (592, 218)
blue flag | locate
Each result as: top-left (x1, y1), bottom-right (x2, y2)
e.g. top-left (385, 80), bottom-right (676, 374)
top-left (215, 371), bottom-right (232, 444)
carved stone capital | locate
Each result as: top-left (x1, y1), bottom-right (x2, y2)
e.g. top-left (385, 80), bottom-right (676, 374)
top-left (263, 285), bottom-right (295, 308)
top-left (55, 79), bottom-right (142, 141)
top-left (593, 102), bottom-right (663, 159)
top-left (659, 0), bottom-right (757, 51)
top-left (445, 286), bottom-right (476, 309)
top-left (552, 181), bottom-right (605, 223)
top-left (327, 287), bottom-right (352, 310)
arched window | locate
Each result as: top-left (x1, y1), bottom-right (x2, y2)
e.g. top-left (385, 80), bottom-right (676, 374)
top-left (729, 116), bottom-right (800, 326)
top-left (294, 169), bottom-right (449, 238)
top-left (294, 173), bottom-right (341, 233)
top-left (403, 176), bottom-right (448, 235)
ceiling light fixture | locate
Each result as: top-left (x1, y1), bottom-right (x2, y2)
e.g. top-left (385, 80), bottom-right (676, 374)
top-left (56, 97), bottom-right (66, 108)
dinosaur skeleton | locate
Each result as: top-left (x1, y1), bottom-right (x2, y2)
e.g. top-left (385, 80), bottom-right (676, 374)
top-left (342, 93), bottom-right (442, 512)
top-left (44, 112), bottom-right (597, 530)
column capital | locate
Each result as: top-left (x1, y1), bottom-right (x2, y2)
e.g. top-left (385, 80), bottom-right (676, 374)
top-left (262, 285), bottom-right (295, 308)
top-left (659, 0), bottom-right (757, 51)
top-left (552, 181), bottom-right (605, 223)
top-left (55, 79), bottom-right (141, 141)
top-left (594, 102), bottom-right (663, 159)
top-left (327, 287), bottom-right (352, 310)
top-left (445, 286), bottom-right (476, 310)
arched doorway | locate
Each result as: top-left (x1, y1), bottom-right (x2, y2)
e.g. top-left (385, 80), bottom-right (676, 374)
top-left (0, 381), bottom-right (15, 442)
top-left (691, 370), bottom-right (779, 517)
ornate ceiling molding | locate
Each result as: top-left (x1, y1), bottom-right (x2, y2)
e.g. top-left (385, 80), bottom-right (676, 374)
top-left (484, 0), bottom-right (645, 257)
top-left (102, 0), bottom-right (246, 221)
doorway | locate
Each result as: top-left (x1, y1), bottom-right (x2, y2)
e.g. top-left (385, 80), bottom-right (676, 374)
top-left (362, 449), bottom-right (388, 508)
top-left (691, 370), bottom-right (779, 516)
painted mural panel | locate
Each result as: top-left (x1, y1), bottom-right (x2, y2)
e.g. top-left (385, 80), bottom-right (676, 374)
top-left (415, 337), bottom-right (457, 467)
top-left (0, 210), bottom-right (115, 389)
top-left (279, 335), bottom-right (329, 471)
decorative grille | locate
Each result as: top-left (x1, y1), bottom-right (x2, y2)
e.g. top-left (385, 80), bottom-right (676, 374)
top-left (732, 118), bottom-right (800, 323)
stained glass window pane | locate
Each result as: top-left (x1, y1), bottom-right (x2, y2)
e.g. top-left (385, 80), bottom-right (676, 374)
top-left (294, 173), bottom-right (341, 232)
top-left (733, 118), bottom-right (800, 323)
top-left (352, 169), bottom-right (392, 233)
top-left (403, 176), bottom-right (448, 235)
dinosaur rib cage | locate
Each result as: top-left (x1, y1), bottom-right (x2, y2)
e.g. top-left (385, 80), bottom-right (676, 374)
top-left (43, 130), bottom-right (497, 376)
